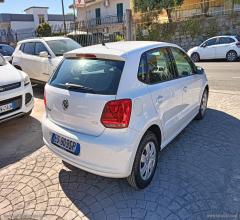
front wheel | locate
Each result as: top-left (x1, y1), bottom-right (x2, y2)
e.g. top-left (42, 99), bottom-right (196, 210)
top-left (127, 131), bottom-right (159, 189)
top-left (195, 89), bottom-right (208, 120)
top-left (226, 50), bottom-right (238, 62)
top-left (191, 52), bottom-right (200, 62)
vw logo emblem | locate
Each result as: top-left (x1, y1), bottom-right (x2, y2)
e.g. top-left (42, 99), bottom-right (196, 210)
top-left (62, 99), bottom-right (69, 110)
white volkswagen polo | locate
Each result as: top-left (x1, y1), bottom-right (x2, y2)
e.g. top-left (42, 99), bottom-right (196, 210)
top-left (0, 54), bottom-right (34, 122)
top-left (42, 41), bottom-right (208, 189)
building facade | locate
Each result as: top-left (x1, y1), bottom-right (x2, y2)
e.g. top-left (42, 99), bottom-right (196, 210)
top-left (73, 0), bottom-right (131, 34)
top-left (0, 6), bottom-right (74, 43)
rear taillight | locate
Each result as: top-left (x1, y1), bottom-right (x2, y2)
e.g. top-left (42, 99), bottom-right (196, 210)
top-left (44, 88), bottom-right (46, 107)
top-left (236, 42), bottom-right (240, 48)
top-left (101, 99), bottom-right (132, 129)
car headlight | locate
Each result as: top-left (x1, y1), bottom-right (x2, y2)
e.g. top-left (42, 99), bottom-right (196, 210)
top-left (24, 75), bottom-right (30, 86)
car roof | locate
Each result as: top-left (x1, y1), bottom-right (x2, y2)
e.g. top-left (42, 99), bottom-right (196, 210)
top-left (17, 36), bottom-right (69, 44)
top-left (65, 41), bottom-right (179, 60)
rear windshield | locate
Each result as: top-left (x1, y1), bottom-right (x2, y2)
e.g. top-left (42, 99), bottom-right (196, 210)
top-left (50, 58), bottom-right (125, 95)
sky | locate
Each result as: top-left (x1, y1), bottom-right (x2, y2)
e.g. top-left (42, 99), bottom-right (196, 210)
top-left (0, 0), bottom-right (74, 14)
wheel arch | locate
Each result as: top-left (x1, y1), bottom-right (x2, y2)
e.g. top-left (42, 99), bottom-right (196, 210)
top-left (145, 124), bottom-right (162, 151)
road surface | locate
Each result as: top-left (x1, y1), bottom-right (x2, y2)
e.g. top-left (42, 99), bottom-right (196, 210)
top-left (197, 62), bottom-right (240, 91)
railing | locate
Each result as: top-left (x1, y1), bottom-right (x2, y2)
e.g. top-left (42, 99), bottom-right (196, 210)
top-left (76, 15), bottom-right (125, 29)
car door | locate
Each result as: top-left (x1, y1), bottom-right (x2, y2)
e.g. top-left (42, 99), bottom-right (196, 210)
top-left (170, 47), bottom-right (202, 126)
top-left (34, 42), bottom-right (50, 82)
top-left (145, 47), bottom-right (183, 142)
top-left (20, 42), bottom-right (37, 79)
top-left (199, 38), bottom-right (218, 59)
top-left (215, 37), bottom-right (235, 59)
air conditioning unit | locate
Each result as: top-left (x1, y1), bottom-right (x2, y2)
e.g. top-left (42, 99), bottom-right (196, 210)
top-left (104, 0), bottom-right (110, 7)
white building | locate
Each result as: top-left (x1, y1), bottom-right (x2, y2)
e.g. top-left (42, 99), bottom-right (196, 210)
top-left (72, 0), bottom-right (131, 33)
top-left (0, 6), bottom-right (74, 42)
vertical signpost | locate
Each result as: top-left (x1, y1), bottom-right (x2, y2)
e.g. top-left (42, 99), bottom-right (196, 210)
top-left (61, 0), bottom-right (67, 34)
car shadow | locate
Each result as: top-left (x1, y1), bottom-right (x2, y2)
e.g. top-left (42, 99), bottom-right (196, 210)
top-left (0, 114), bottom-right (44, 169)
top-left (32, 84), bottom-right (44, 100)
top-left (58, 108), bottom-right (240, 219)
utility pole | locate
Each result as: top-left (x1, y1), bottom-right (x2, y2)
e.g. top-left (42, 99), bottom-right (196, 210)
top-left (61, 0), bottom-right (67, 34)
top-left (73, 0), bottom-right (77, 33)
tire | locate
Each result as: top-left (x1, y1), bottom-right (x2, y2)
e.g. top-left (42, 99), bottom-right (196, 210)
top-left (191, 52), bottom-right (200, 62)
top-left (226, 50), bottom-right (238, 62)
top-left (195, 89), bottom-right (208, 120)
top-left (127, 131), bottom-right (159, 189)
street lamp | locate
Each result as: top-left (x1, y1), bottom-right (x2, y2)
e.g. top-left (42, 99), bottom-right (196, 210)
top-left (61, 0), bottom-right (67, 34)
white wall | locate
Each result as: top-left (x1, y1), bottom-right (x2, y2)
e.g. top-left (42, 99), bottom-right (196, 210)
top-left (10, 21), bottom-right (35, 31)
top-left (25, 8), bottom-right (48, 28)
top-left (77, 0), bottom-right (130, 21)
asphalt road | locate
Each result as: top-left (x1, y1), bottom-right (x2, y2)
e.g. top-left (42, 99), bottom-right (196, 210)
top-left (197, 61), bottom-right (240, 91)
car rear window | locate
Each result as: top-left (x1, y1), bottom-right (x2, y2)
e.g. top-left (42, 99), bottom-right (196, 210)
top-left (50, 58), bottom-right (125, 95)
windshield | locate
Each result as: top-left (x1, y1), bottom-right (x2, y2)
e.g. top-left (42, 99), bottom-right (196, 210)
top-left (0, 55), bottom-right (6, 66)
top-left (50, 58), bottom-right (125, 95)
top-left (46, 39), bottom-right (81, 56)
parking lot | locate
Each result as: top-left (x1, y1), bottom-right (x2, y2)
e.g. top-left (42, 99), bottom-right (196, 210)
top-left (0, 62), bottom-right (240, 220)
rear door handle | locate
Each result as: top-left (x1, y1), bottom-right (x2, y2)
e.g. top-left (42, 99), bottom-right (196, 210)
top-left (183, 86), bottom-right (188, 93)
top-left (156, 95), bottom-right (164, 105)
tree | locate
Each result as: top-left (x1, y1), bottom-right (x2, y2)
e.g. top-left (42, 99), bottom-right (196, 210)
top-left (36, 23), bottom-right (52, 37)
top-left (134, 0), bottom-right (184, 22)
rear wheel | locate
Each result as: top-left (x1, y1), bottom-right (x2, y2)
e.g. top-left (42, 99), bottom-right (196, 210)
top-left (191, 52), bottom-right (200, 62)
top-left (195, 89), bottom-right (208, 120)
top-left (226, 50), bottom-right (238, 62)
top-left (127, 131), bottom-right (159, 189)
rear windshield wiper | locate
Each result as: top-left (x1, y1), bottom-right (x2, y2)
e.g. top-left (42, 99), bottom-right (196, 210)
top-left (61, 83), bottom-right (96, 93)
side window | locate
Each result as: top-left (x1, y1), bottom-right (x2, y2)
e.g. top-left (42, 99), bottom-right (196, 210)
top-left (204, 38), bottom-right (217, 47)
top-left (218, 37), bottom-right (234, 44)
top-left (146, 48), bottom-right (174, 84)
top-left (23, 42), bottom-right (35, 55)
top-left (35, 42), bottom-right (49, 56)
top-left (171, 47), bottom-right (195, 77)
top-left (137, 53), bottom-right (148, 83)
top-left (20, 44), bottom-right (25, 52)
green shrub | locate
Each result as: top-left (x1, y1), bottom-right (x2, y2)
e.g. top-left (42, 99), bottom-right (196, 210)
top-left (36, 23), bottom-right (52, 37)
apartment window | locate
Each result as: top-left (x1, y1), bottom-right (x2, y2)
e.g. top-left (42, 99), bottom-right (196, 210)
top-left (38, 15), bottom-right (45, 24)
top-left (95, 8), bottom-right (101, 25)
top-left (117, 3), bottom-right (123, 23)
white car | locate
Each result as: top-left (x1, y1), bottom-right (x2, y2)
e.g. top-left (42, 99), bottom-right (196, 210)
top-left (42, 41), bottom-right (208, 189)
top-left (187, 35), bottom-right (240, 62)
top-left (12, 37), bottom-right (81, 83)
top-left (0, 54), bottom-right (34, 122)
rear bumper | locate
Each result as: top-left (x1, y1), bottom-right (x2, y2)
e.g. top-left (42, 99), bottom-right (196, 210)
top-left (0, 83), bottom-right (34, 122)
top-left (42, 114), bottom-right (140, 178)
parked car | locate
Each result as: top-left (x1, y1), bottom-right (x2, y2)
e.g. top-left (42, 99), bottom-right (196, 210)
top-left (12, 37), bottom-right (81, 83)
top-left (0, 54), bottom-right (34, 122)
top-left (0, 44), bottom-right (15, 62)
top-left (42, 41), bottom-right (208, 189)
top-left (187, 35), bottom-right (240, 62)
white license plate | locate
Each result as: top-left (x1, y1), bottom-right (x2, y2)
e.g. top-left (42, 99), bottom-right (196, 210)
top-left (51, 133), bottom-right (80, 155)
top-left (0, 103), bottom-right (13, 113)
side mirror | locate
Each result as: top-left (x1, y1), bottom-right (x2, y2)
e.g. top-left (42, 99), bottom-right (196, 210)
top-left (39, 51), bottom-right (50, 58)
top-left (201, 43), bottom-right (207, 48)
top-left (196, 66), bottom-right (204, 75)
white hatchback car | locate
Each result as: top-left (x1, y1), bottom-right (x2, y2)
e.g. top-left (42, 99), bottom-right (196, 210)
top-left (0, 54), bottom-right (34, 122)
top-left (12, 37), bottom-right (81, 83)
top-left (42, 41), bottom-right (208, 189)
top-left (188, 35), bottom-right (240, 62)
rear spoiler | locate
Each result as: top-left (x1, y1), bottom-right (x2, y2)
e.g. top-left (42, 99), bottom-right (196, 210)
top-left (64, 52), bottom-right (125, 61)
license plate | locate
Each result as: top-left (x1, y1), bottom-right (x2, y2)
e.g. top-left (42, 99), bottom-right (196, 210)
top-left (0, 102), bottom-right (14, 113)
top-left (51, 133), bottom-right (80, 155)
